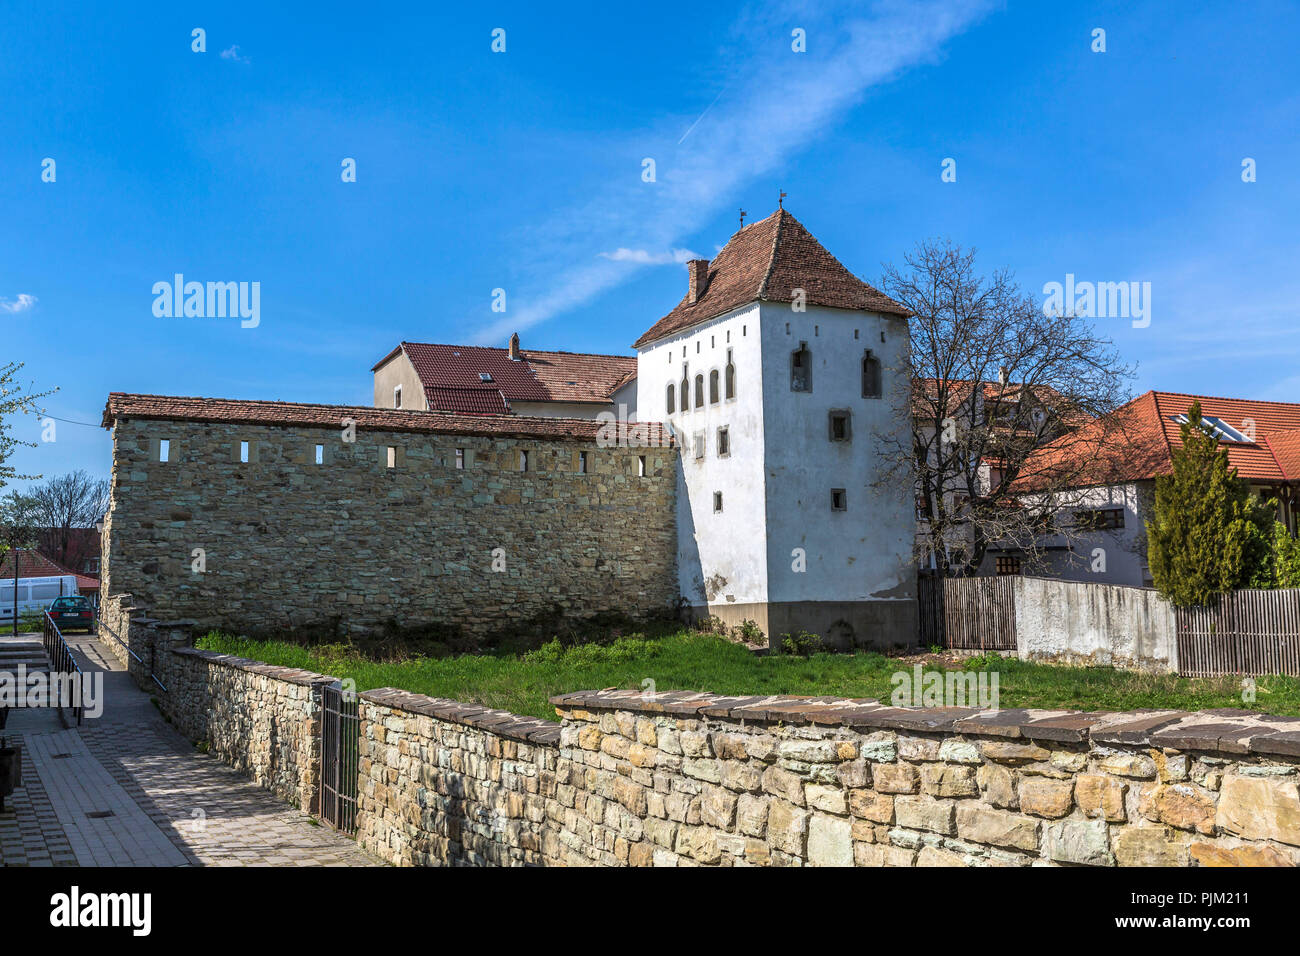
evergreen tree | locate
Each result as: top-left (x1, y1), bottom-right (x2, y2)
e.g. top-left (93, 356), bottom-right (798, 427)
top-left (1146, 401), bottom-right (1273, 605)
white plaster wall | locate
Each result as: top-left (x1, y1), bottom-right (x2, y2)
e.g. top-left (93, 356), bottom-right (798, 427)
top-left (999, 482), bottom-right (1151, 587)
top-left (758, 303), bottom-right (914, 603)
top-left (635, 304), bottom-right (767, 607)
top-left (1013, 576), bottom-right (1177, 673)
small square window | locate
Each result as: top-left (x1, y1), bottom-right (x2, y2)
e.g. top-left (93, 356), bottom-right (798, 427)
top-left (717, 426), bottom-right (730, 457)
top-left (455, 448), bottom-right (465, 469)
top-left (713, 491), bottom-right (723, 513)
top-left (693, 432), bottom-right (705, 460)
top-left (996, 556), bottom-right (1022, 576)
top-left (158, 439), bottom-right (170, 463)
top-left (314, 444), bottom-right (324, 465)
top-left (831, 488), bottom-right (847, 511)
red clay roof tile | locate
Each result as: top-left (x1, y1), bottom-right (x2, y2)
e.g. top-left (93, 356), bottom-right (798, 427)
top-left (633, 209), bottom-right (908, 349)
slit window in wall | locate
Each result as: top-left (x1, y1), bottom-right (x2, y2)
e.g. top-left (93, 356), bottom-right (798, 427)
top-left (638, 455), bottom-right (647, 477)
top-left (693, 432), bottom-right (705, 460)
top-left (680, 371), bottom-right (690, 413)
top-left (239, 441), bottom-right (250, 463)
top-left (578, 451), bottom-right (588, 474)
top-left (829, 410), bottom-right (851, 442)
top-left (725, 349), bottom-right (735, 400)
top-left (717, 426), bottom-right (730, 457)
top-left (709, 369), bottom-right (720, 404)
top-left (694, 374), bottom-right (704, 409)
top-left (386, 446), bottom-right (397, 469)
top-left (314, 444), bottom-right (324, 465)
top-left (791, 342), bottom-right (812, 392)
top-left (862, 350), bottom-right (882, 399)
top-left (713, 491), bottom-right (723, 513)
top-left (520, 450), bottom-right (529, 472)
top-left (455, 448), bottom-right (465, 469)
top-left (831, 488), bottom-right (847, 511)
top-left (158, 439), bottom-right (170, 463)
top-left (393, 385), bottom-right (402, 409)
top-left (666, 383), bottom-right (676, 414)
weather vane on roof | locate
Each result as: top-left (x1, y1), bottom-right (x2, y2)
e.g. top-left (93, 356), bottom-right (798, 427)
top-left (739, 208), bottom-right (747, 228)
top-left (779, 190), bottom-right (787, 209)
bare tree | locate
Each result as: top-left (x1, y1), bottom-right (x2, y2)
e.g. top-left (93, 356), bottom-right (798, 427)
top-left (20, 471), bottom-right (110, 570)
top-left (877, 239), bottom-right (1137, 577)
top-left (0, 361), bottom-right (56, 489)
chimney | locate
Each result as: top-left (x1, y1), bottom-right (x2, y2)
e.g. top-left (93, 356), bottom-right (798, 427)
top-left (509, 332), bottom-right (521, 361)
top-left (687, 259), bottom-right (709, 304)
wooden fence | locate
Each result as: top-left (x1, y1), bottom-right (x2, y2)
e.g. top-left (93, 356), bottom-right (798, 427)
top-left (919, 574), bottom-right (1018, 651)
top-left (1175, 588), bottom-right (1300, 678)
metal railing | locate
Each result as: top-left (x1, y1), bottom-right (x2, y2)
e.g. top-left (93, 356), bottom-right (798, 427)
top-left (42, 611), bottom-right (84, 726)
top-left (95, 615), bottom-right (167, 692)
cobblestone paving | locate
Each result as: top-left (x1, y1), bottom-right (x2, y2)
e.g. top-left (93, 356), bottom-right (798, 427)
top-left (1, 630), bottom-right (378, 867)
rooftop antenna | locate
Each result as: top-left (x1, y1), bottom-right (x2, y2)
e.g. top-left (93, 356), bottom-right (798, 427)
top-left (739, 209), bottom-right (747, 228)
top-left (778, 190), bottom-right (787, 209)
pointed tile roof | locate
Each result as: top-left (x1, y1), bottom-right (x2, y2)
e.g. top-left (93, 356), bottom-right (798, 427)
top-left (633, 209), bottom-right (909, 349)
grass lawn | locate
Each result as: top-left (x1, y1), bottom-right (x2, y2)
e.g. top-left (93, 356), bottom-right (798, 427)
top-left (195, 631), bottom-right (1300, 722)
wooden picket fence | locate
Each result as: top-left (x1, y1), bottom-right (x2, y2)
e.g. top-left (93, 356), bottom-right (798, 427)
top-left (1175, 588), bottom-right (1300, 678)
top-left (918, 573), bottom-right (1017, 651)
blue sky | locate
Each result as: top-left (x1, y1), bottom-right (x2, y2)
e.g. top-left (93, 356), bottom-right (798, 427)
top-left (4, 0), bottom-right (1299, 492)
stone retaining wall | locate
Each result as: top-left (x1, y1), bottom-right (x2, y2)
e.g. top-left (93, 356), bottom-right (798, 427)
top-left (550, 690), bottom-right (1300, 866)
top-left (158, 647), bottom-right (334, 812)
top-left (356, 689), bottom-right (562, 866)
top-left (153, 646), bottom-right (1300, 866)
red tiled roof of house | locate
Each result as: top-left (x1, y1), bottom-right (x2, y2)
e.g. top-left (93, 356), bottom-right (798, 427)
top-left (1019, 390), bottom-right (1300, 490)
top-left (633, 209), bottom-right (909, 349)
top-left (376, 342), bottom-right (637, 411)
top-left (0, 550), bottom-right (100, 592)
top-left (1262, 427), bottom-right (1300, 481)
top-left (423, 385), bottom-right (512, 415)
top-left (101, 393), bottom-right (673, 445)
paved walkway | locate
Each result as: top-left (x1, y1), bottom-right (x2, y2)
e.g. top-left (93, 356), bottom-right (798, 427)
top-left (0, 629), bottom-right (377, 867)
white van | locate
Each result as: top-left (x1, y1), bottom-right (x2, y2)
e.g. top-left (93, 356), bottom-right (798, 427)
top-left (0, 574), bottom-right (82, 623)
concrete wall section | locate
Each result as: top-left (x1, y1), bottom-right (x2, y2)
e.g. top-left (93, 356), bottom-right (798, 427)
top-left (1013, 576), bottom-right (1178, 673)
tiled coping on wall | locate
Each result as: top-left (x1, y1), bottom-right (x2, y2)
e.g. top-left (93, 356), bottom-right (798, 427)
top-left (548, 688), bottom-right (1300, 756)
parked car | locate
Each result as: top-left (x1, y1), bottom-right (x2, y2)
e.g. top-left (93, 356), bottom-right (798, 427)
top-left (46, 595), bottom-right (96, 633)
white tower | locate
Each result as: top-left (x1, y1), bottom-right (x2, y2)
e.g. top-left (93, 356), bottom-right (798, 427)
top-left (633, 209), bottom-right (916, 649)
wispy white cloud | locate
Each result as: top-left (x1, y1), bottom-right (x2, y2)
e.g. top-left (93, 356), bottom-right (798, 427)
top-left (220, 45), bottom-right (250, 64)
top-left (472, 0), bottom-right (996, 344)
top-left (599, 248), bottom-right (701, 265)
top-left (0, 294), bottom-right (37, 314)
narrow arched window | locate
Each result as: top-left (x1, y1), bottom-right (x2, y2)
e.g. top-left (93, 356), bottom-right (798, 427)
top-left (694, 374), bottom-right (705, 408)
top-left (725, 349), bottom-right (736, 400)
top-left (666, 383), bottom-right (676, 414)
top-left (791, 342), bottom-right (812, 392)
top-left (680, 371), bottom-right (690, 414)
top-left (862, 350), bottom-right (882, 399)
top-left (709, 369), bottom-right (720, 404)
